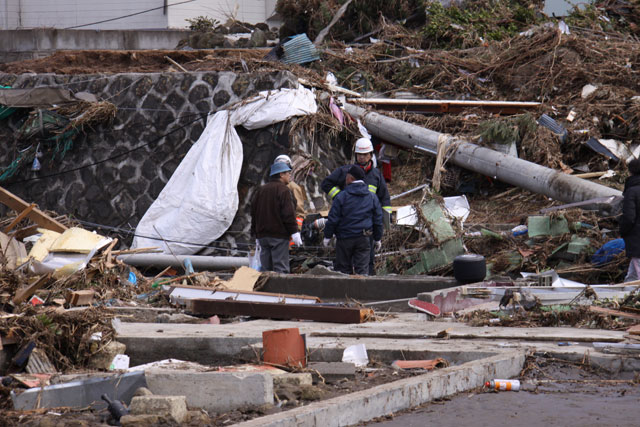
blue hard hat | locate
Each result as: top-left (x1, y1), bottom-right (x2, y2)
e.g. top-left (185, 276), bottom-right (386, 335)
top-left (270, 162), bottom-right (291, 176)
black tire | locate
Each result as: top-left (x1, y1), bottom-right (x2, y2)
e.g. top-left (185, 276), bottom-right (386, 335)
top-left (453, 254), bottom-right (486, 283)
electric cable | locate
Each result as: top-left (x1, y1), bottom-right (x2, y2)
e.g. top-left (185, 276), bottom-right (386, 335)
top-left (65, 0), bottom-right (196, 30)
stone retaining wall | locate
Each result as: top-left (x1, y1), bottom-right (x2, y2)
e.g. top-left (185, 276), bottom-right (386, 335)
top-left (0, 70), bottom-right (351, 251)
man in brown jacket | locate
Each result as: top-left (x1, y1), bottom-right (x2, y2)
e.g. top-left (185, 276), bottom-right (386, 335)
top-left (251, 162), bottom-right (303, 273)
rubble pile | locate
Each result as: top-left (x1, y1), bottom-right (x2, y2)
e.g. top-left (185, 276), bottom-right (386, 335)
top-left (1, 0), bottom-right (640, 424)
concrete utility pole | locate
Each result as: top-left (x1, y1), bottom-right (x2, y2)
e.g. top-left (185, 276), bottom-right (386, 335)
top-left (344, 103), bottom-right (622, 203)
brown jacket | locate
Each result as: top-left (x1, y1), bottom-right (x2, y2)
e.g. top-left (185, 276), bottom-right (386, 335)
top-left (288, 181), bottom-right (307, 217)
top-left (251, 178), bottom-right (298, 239)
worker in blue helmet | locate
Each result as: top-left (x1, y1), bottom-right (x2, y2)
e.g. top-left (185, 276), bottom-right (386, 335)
top-left (251, 162), bottom-right (303, 273)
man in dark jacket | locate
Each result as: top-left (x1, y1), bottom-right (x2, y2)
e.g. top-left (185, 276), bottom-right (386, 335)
top-left (620, 158), bottom-right (640, 282)
top-left (321, 137), bottom-right (391, 275)
top-left (251, 162), bottom-right (302, 273)
top-left (323, 165), bottom-right (383, 275)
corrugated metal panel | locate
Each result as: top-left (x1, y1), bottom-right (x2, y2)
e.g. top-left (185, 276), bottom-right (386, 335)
top-left (282, 34), bottom-right (320, 64)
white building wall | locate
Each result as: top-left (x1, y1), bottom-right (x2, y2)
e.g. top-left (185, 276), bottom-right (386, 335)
top-left (0, 0), bottom-right (168, 30)
top-left (167, 0), bottom-right (276, 29)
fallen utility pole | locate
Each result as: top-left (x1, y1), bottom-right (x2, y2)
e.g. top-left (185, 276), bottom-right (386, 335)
top-left (349, 98), bottom-right (541, 115)
top-left (117, 254), bottom-right (248, 270)
top-left (344, 104), bottom-right (622, 203)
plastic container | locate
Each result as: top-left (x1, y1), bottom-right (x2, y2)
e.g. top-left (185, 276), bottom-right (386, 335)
top-left (262, 328), bottom-right (306, 368)
top-left (485, 379), bottom-right (520, 391)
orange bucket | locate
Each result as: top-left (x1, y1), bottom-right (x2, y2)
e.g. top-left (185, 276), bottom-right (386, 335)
top-left (262, 328), bottom-right (306, 368)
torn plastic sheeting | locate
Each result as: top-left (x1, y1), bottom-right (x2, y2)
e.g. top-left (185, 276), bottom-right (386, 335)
top-left (443, 195), bottom-right (470, 226)
top-left (520, 270), bottom-right (586, 288)
top-left (132, 86), bottom-right (317, 255)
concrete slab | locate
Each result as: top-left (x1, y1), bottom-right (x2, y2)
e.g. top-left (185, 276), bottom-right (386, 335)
top-left (115, 314), bottom-right (626, 365)
top-left (233, 350), bottom-right (526, 426)
top-left (145, 369), bottom-right (273, 413)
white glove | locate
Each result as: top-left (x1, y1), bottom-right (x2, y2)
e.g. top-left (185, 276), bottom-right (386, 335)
top-left (323, 238), bottom-right (331, 247)
top-left (374, 241), bottom-right (382, 252)
top-left (255, 239), bottom-right (261, 250)
top-left (291, 232), bottom-right (303, 247)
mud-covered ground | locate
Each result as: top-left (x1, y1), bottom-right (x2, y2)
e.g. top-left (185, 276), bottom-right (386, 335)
top-left (367, 356), bottom-right (640, 427)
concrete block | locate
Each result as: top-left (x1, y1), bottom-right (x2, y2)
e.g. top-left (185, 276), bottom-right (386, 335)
top-left (308, 362), bottom-right (356, 383)
top-left (420, 200), bottom-right (456, 244)
top-left (272, 373), bottom-right (313, 386)
top-left (120, 414), bottom-right (162, 426)
top-left (145, 369), bottom-right (273, 413)
top-left (129, 395), bottom-right (187, 423)
top-left (88, 341), bottom-right (126, 370)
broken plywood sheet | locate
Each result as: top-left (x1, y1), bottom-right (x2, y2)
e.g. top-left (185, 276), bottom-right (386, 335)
top-left (26, 228), bottom-right (61, 262)
top-left (49, 227), bottom-right (107, 253)
top-left (224, 266), bottom-right (261, 292)
top-left (0, 231), bottom-right (27, 269)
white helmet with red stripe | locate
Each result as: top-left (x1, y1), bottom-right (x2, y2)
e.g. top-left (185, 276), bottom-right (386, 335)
top-left (354, 137), bottom-right (374, 154)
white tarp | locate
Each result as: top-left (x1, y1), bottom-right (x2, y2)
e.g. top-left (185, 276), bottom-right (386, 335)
top-left (132, 86), bottom-right (317, 254)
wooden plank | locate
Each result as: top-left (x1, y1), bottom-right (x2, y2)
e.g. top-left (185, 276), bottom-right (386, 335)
top-left (65, 290), bottom-right (94, 306)
top-left (12, 216), bottom-right (68, 240)
top-left (0, 187), bottom-right (67, 232)
top-left (589, 306), bottom-right (640, 321)
top-left (3, 203), bottom-right (36, 233)
top-left (12, 274), bottom-right (52, 304)
top-left (627, 324), bottom-right (640, 336)
top-left (187, 299), bottom-right (372, 324)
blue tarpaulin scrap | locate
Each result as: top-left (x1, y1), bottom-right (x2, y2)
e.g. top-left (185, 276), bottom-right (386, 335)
top-left (591, 238), bottom-right (625, 265)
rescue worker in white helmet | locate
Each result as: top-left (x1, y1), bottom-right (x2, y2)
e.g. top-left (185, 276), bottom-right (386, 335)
top-left (321, 137), bottom-right (391, 275)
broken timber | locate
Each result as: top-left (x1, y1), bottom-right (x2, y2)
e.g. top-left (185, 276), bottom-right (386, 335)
top-left (0, 186), bottom-right (67, 233)
top-left (349, 98), bottom-right (540, 115)
top-left (344, 103), bottom-right (622, 203)
top-left (186, 299), bottom-right (373, 324)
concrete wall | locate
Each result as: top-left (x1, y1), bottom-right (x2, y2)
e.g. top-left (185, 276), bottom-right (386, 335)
top-left (0, 70), bottom-right (349, 251)
top-left (0, 0), bottom-right (167, 30)
top-left (168, 0), bottom-right (277, 28)
top-left (0, 0), bottom-right (277, 30)
top-left (0, 29), bottom-right (189, 63)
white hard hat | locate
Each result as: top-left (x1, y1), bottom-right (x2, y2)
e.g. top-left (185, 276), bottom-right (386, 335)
top-left (354, 137), bottom-right (374, 154)
top-left (274, 154), bottom-right (292, 165)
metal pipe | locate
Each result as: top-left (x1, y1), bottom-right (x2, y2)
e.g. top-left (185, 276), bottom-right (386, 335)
top-left (344, 103), bottom-right (622, 203)
top-left (117, 254), bottom-right (248, 269)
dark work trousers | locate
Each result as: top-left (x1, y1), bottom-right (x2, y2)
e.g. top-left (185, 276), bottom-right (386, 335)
top-left (258, 237), bottom-right (290, 273)
top-left (335, 235), bottom-right (371, 275)
top-left (368, 235), bottom-right (375, 276)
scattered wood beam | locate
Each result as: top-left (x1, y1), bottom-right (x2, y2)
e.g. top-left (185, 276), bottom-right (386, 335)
top-left (589, 306), bottom-right (640, 321)
top-left (3, 203), bottom-right (36, 233)
top-left (12, 274), bottom-right (52, 305)
top-left (0, 187), bottom-right (67, 232)
top-left (186, 299), bottom-right (373, 324)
